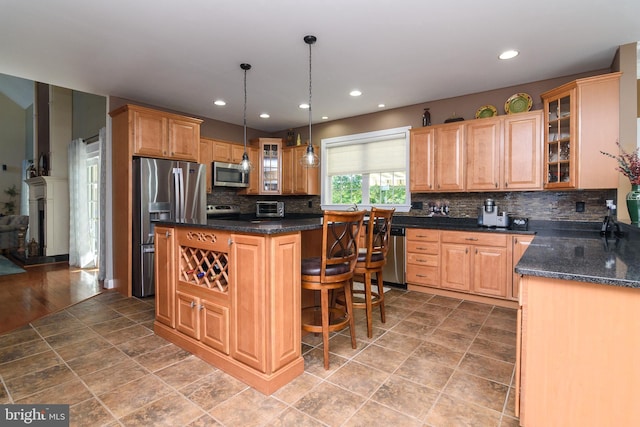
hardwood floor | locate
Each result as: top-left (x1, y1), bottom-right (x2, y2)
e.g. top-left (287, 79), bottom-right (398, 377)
top-left (0, 261), bottom-right (102, 335)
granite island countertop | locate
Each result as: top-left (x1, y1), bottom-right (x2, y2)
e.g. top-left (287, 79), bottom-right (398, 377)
top-left (157, 217), bottom-right (324, 235)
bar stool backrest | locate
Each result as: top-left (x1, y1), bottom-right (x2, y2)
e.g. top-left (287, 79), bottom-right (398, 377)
top-left (320, 210), bottom-right (366, 283)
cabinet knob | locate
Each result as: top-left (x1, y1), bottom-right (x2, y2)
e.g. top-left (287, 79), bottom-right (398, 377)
top-left (199, 304), bottom-right (204, 311)
top-left (165, 231), bottom-right (171, 238)
top-left (495, 183), bottom-right (498, 188)
top-left (190, 301), bottom-right (196, 308)
top-left (505, 182), bottom-right (509, 188)
top-left (465, 248), bottom-right (468, 254)
top-left (228, 238), bottom-right (234, 246)
top-left (465, 237), bottom-right (478, 241)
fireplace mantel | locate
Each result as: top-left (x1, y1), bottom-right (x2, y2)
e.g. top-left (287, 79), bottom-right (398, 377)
top-left (26, 176), bottom-right (69, 257)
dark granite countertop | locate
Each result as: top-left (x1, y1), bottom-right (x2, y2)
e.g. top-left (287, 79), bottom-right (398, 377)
top-left (157, 217), bottom-right (323, 235)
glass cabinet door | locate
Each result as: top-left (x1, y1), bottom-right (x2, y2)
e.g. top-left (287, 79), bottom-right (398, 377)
top-left (261, 142), bottom-right (281, 193)
top-left (545, 93), bottom-right (575, 188)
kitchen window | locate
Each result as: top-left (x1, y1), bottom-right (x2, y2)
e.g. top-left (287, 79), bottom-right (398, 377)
top-left (321, 126), bottom-right (411, 212)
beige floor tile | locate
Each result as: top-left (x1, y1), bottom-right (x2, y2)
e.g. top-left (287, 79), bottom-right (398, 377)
top-left (476, 325), bottom-right (517, 346)
top-left (54, 335), bottom-right (114, 361)
top-left (375, 330), bottom-right (423, 354)
top-left (413, 340), bottom-right (466, 368)
top-left (66, 346), bottom-right (129, 376)
top-left (0, 326), bottom-right (41, 349)
top-left (426, 393), bottom-right (502, 427)
top-left (119, 391), bottom-right (205, 426)
top-left (32, 316), bottom-right (86, 337)
top-left (15, 378), bottom-right (93, 405)
top-left (180, 370), bottom-right (248, 411)
top-left (0, 382), bottom-right (9, 403)
top-left (302, 347), bottom-right (349, 378)
top-left (353, 343), bottom-right (408, 373)
top-left (395, 355), bottom-right (454, 390)
top-left (44, 326), bottom-right (102, 349)
top-left (102, 324), bottom-right (154, 345)
top-left (483, 313), bottom-right (517, 333)
top-left (70, 397), bottom-right (117, 427)
top-left (294, 381), bottom-right (365, 426)
top-left (154, 355), bottom-right (218, 389)
top-left (457, 353), bottom-right (514, 385)
top-left (264, 407), bottom-right (325, 426)
top-left (438, 314), bottom-right (484, 337)
top-left (117, 333), bottom-right (171, 357)
top-left (4, 364), bottom-right (77, 401)
top-left (90, 316), bottom-right (137, 335)
top-left (186, 413), bottom-right (223, 426)
top-left (272, 372), bottom-right (322, 405)
top-left (371, 374), bottom-right (439, 419)
top-left (126, 308), bottom-right (156, 323)
top-left (134, 343), bottom-right (192, 372)
top-left (80, 359), bottom-right (149, 395)
top-left (468, 337), bottom-right (517, 364)
top-left (426, 328), bottom-right (475, 352)
top-left (209, 388), bottom-right (287, 426)
top-left (428, 295), bottom-right (463, 308)
top-left (0, 349), bottom-right (62, 380)
top-left (327, 360), bottom-right (389, 397)
top-left (343, 399), bottom-right (423, 426)
top-left (444, 371), bottom-right (509, 412)
top-left (0, 338), bottom-right (52, 363)
top-left (389, 319), bottom-right (435, 339)
top-left (324, 331), bottom-right (366, 358)
top-left (98, 374), bottom-right (174, 418)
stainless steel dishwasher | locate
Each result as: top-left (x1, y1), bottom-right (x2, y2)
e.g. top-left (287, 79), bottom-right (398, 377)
top-left (382, 225), bottom-right (406, 288)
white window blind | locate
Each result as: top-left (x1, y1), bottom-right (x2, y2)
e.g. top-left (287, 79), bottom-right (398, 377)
top-left (326, 134), bottom-right (406, 175)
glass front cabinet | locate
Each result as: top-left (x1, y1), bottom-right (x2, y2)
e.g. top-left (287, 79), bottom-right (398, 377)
top-left (544, 90), bottom-right (576, 188)
top-left (256, 138), bottom-right (282, 194)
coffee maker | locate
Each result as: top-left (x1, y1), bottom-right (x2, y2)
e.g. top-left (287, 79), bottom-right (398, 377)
top-left (478, 199), bottom-right (510, 228)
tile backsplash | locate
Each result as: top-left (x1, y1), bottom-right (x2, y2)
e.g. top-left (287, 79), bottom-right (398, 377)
top-left (207, 188), bottom-right (617, 222)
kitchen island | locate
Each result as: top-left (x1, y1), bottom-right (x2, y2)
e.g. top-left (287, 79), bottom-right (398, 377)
top-left (153, 218), bottom-right (323, 395)
top-left (514, 224), bottom-right (640, 426)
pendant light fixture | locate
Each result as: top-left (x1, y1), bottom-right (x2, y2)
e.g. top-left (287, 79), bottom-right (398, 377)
top-left (239, 63), bottom-right (253, 172)
top-left (301, 35), bottom-right (320, 168)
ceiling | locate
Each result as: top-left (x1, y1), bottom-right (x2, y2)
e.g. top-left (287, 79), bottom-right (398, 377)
top-left (1, 0), bottom-right (639, 132)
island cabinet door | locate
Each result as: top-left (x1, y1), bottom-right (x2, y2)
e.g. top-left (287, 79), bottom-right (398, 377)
top-left (175, 291), bottom-right (200, 339)
top-left (230, 234), bottom-right (267, 373)
top-left (155, 226), bottom-right (175, 328)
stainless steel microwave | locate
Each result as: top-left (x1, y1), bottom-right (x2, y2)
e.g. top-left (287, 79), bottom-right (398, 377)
top-left (212, 162), bottom-right (249, 188)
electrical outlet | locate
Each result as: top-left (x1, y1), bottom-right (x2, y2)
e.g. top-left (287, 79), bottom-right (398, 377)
top-left (308, 200), bottom-right (312, 208)
top-left (576, 201), bottom-right (585, 212)
top-left (411, 201), bottom-right (423, 209)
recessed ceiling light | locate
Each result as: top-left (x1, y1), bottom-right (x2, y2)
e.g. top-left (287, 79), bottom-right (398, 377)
top-left (322, 116), bottom-right (329, 120)
top-left (299, 103), bottom-right (309, 109)
top-left (213, 99), bottom-right (226, 106)
top-left (499, 50), bottom-right (519, 60)
top-left (378, 103), bottom-right (385, 108)
top-left (350, 90), bottom-right (362, 97)
top-left (259, 113), bottom-right (270, 119)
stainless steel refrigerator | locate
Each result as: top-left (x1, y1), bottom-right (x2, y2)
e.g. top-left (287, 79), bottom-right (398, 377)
top-left (132, 157), bottom-right (206, 297)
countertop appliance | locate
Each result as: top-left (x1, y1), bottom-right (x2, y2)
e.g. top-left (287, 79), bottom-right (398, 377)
top-left (478, 198), bottom-right (510, 228)
top-left (382, 225), bottom-right (406, 288)
top-left (256, 201), bottom-right (284, 218)
top-left (133, 157), bottom-right (206, 297)
top-left (212, 162), bottom-right (249, 188)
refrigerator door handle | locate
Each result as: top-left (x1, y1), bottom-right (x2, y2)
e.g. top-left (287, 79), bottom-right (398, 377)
top-left (173, 167), bottom-right (185, 221)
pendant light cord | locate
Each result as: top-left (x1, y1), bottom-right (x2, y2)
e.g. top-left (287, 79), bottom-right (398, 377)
top-left (308, 39), bottom-right (312, 149)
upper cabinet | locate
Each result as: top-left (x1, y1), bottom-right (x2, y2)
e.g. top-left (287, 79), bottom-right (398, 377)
top-left (210, 139), bottom-right (245, 164)
top-left (256, 138), bottom-right (283, 195)
top-left (541, 72), bottom-right (621, 190)
top-left (411, 110), bottom-right (542, 193)
top-left (120, 104), bottom-right (201, 162)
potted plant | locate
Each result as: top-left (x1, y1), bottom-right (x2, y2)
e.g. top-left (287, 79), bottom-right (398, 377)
top-left (601, 142), bottom-right (640, 224)
top-left (3, 184), bottom-right (18, 215)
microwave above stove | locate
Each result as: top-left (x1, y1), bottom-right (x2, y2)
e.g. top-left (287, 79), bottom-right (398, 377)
top-left (256, 201), bottom-right (284, 218)
top-left (212, 162), bottom-right (249, 188)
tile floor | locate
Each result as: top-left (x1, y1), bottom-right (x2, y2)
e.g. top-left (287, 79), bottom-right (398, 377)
top-left (0, 288), bottom-right (520, 427)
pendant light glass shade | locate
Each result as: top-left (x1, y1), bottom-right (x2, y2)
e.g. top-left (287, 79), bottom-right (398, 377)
top-left (239, 63), bottom-right (253, 172)
top-left (301, 35), bottom-right (320, 168)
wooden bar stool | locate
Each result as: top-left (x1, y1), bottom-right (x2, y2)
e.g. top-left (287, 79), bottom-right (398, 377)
top-left (301, 210), bottom-right (365, 369)
top-left (338, 207), bottom-right (394, 338)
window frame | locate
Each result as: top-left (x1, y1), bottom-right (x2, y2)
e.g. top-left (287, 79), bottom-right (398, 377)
top-left (320, 126), bottom-right (412, 212)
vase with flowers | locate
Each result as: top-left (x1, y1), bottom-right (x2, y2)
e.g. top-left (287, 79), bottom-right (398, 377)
top-left (601, 141), bottom-right (640, 224)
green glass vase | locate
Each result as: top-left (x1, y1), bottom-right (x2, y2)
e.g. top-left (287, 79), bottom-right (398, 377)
top-left (626, 184), bottom-right (640, 224)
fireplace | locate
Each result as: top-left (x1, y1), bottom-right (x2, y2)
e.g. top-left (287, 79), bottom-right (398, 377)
top-left (25, 176), bottom-right (69, 258)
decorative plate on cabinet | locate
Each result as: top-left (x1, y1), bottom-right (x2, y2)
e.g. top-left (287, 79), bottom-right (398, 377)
top-left (504, 93), bottom-right (533, 114)
top-left (475, 105), bottom-right (498, 119)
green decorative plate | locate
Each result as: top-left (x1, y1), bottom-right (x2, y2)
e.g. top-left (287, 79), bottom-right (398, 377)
top-left (475, 105), bottom-right (498, 119)
top-left (504, 93), bottom-right (533, 114)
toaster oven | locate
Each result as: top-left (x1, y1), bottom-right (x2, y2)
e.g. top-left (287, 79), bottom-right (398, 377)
top-left (256, 201), bottom-right (284, 218)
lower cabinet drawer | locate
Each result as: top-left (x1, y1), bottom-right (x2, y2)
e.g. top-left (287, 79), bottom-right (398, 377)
top-left (407, 241), bottom-right (439, 254)
top-left (407, 265), bottom-right (439, 286)
top-left (407, 253), bottom-right (439, 267)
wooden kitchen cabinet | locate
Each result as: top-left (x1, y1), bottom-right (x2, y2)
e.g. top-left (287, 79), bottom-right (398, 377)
top-left (281, 145), bottom-right (320, 195)
top-left (175, 289), bottom-right (230, 354)
top-left (440, 231), bottom-right (508, 297)
top-left (209, 138), bottom-right (245, 163)
top-left (434, 122), bottom-right (466, 191)
top-left (406, 228), bottom-right (440, 289)
top-left (126, 104), bottom-right (201, 161)
top-left (239, 146), bottom-right (260, 195)
top-left (199, 138), bottom-right (213, 193)
top-left (409, 127), bottom-right (435, 192)
top-left (541, 72), bottom-right (620, 189)
top-left (466, 111), bottom-right (542, 191)
top-left (255, 138), bottom-right (283, 195)
top-left (516, 275), bottom-right (640, 426)
top-left (510, 234), bottom-right (534, 300)
top-left (154, 226), bottom-right (175, 327)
